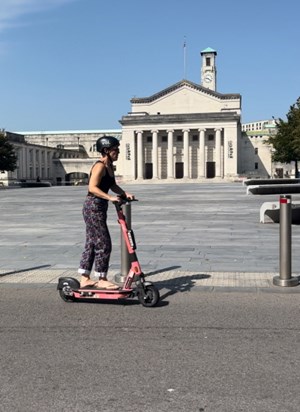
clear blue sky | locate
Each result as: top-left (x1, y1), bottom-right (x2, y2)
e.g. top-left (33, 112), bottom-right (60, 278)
top-left (0, 0), bottom-right (299, 132)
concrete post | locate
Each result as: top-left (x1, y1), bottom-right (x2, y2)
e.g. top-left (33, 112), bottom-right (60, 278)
top-left (273, 195), bottom-right (299, 287)
top-left (114, 202), bottom-right (131, 283)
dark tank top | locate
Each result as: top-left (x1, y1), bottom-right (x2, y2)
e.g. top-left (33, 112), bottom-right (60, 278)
top-left (88, 161), bottom-right (116, 195)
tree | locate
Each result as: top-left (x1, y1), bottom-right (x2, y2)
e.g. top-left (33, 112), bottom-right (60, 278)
top-left (267, 97), bottom-right (300, 177)
top-left (0, 131), bottom-right (18, 172)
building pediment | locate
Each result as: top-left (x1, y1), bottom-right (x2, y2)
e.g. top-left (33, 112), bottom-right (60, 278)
top-left (129, 80), bottom-right (241, 117)
top-left (130, 80), bottom-right (240, 104)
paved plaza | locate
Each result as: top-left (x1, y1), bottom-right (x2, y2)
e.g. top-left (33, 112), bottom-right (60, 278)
top-left (1, 182), bottom-right (300, 291)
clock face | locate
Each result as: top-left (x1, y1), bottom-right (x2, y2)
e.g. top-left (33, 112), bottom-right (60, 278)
top-left (204, 73), bottom-right (212, 83)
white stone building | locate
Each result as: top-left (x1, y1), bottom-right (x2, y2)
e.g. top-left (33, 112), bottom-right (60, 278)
top-left (240, 120), bottom-right (295, 178)
top-left (120, 47), bottom-right (242, 181)
top-left (0, 132), bottom-right (55, 186)
top-left (22, 129), bottom-right (122, 184)
top-left (0, 131), bottom-right (88, 186)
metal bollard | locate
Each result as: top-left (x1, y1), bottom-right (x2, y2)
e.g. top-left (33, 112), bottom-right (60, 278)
top-left (114, 202), bottom-right (131, 284)
top-left (273, 195), bottom-right (299, 287)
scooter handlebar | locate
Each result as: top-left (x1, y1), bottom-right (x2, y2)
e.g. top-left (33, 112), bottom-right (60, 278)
top-left (113, 195), bottom-right (138, 209)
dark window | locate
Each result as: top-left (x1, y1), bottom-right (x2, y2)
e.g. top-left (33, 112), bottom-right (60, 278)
top-left (177, 136), bottom-right (183, 142)
top-left (192, 135), bottom-right (198, 141)
top-left (254, 148), bottom-right (258, 155)
top-left (255, 162), bottom-right (258, 170)
top-left (206, 57), bottom-right (211, 66)
top-left (162, 136), bottom-right (167, 143)
top-left (147, 136), bottom-right (152, 143)
top-left (208, 135), bottom-right (214, 141)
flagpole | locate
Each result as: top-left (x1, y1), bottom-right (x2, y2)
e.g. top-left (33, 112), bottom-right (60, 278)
top-left (183, 36), bottom-right (187, 79)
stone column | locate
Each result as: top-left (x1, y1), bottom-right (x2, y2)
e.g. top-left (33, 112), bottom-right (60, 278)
top-left (47, 151), bottom-right (53, 180)
top-left (199, 129), bottom-right (206, 178)
top-left (151, 130), bottom-right (159, 179)
top-left (38, 149), bottom-right (43, 179)
top-left (137, 131), bottom-right (144, 179)
top-left (215, 128), bottom-right (222, 177)
top-left (26, 147), bottom-right (30, 179)
top-left (14, 148), bottom-right (18, 179)
top-left (33, 149), bottom-right (37, 180)
top-left (167, 129), bottom-right (174, 179)
top-left (183, 129), bottom-right (190, 178)
top-left (44, 150), bottom-right (48, 179)
top-left (21, 147), bottom-right (27, 179)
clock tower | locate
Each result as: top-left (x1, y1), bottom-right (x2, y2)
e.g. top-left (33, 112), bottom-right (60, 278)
top-left (201, 47), bottom-right (217, 91)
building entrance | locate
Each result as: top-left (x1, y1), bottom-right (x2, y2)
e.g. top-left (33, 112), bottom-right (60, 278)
top-left (145, 163), bottom-right (153, 179)
top-left (175, 162), bottom-right (184, 179)
top-left (206, 162), bottom-right (216, 178)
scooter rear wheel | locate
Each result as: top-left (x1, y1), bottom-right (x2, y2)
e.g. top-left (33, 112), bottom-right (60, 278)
top-left (138, 284), bottom-right (160, 307)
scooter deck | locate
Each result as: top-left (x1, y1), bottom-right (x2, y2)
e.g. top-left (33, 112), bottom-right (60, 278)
top-left (79, 285), bottom-right (122, 291)
top-left (76, 287), bottom-right (134, 294)
top-left (73, 287), bottom-right (135, 300)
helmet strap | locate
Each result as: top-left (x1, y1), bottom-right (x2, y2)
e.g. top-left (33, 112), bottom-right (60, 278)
top-left (102, 148), bottom-right (113, 164)
top-left (107, 153), bottom-right (113, 163)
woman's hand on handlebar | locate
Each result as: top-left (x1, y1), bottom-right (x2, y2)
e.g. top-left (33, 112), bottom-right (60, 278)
top-left (110, 192), bottom-right (136, 203)
top-left (124, 192), bottom-right (135, 200)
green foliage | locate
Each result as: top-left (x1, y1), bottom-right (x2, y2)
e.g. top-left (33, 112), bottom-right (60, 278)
top-left (0, 131), bottom-right (18, 172)
top-left (268, 98), bottom-right (300, 169)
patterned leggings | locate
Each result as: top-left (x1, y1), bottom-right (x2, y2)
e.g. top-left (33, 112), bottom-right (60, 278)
top-left (78, 196), bottom-right (112, 277)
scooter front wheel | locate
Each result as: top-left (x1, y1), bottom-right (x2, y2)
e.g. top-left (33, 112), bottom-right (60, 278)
top-left (138, 284), bottom-right (160, 307)
top-left (59, 288), bottom-right (75, 302)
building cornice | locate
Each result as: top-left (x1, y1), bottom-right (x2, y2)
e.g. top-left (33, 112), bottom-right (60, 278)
top-left (120, 111), bottom-right (240, 126)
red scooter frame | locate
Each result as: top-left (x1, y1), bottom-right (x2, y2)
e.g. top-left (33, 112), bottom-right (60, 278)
top-left (57, 197), bottom-right (160, 307)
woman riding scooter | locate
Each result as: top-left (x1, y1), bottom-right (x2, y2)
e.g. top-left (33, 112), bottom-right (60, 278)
top-left (78, 136), bottom-right (134, 289)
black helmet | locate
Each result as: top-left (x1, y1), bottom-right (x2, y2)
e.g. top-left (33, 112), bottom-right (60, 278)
top-left (96, 136), bottom-right (120, 154)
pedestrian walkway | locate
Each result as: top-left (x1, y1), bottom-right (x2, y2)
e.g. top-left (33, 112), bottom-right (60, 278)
top-left (1, 183), bottom-right (300, 292)
top-left (1, 267), bottom-right (300, 292)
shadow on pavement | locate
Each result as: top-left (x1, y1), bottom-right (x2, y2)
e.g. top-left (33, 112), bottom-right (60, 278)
top-left (145, 265), bottom-right (182, 276)
top-left (154, 273), bottom-right (211, 301)
top-left (0, 264), bottom-right (52, 277)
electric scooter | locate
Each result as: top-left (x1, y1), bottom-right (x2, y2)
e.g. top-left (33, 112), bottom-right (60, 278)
top-left (57, 196), bottom-right (160, 307)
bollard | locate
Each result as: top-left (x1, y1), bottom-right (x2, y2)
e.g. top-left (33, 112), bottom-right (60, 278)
top-left (273, 195), bottom-right (299, 287)
top-left (114, 202), bottom-right (131, 283)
